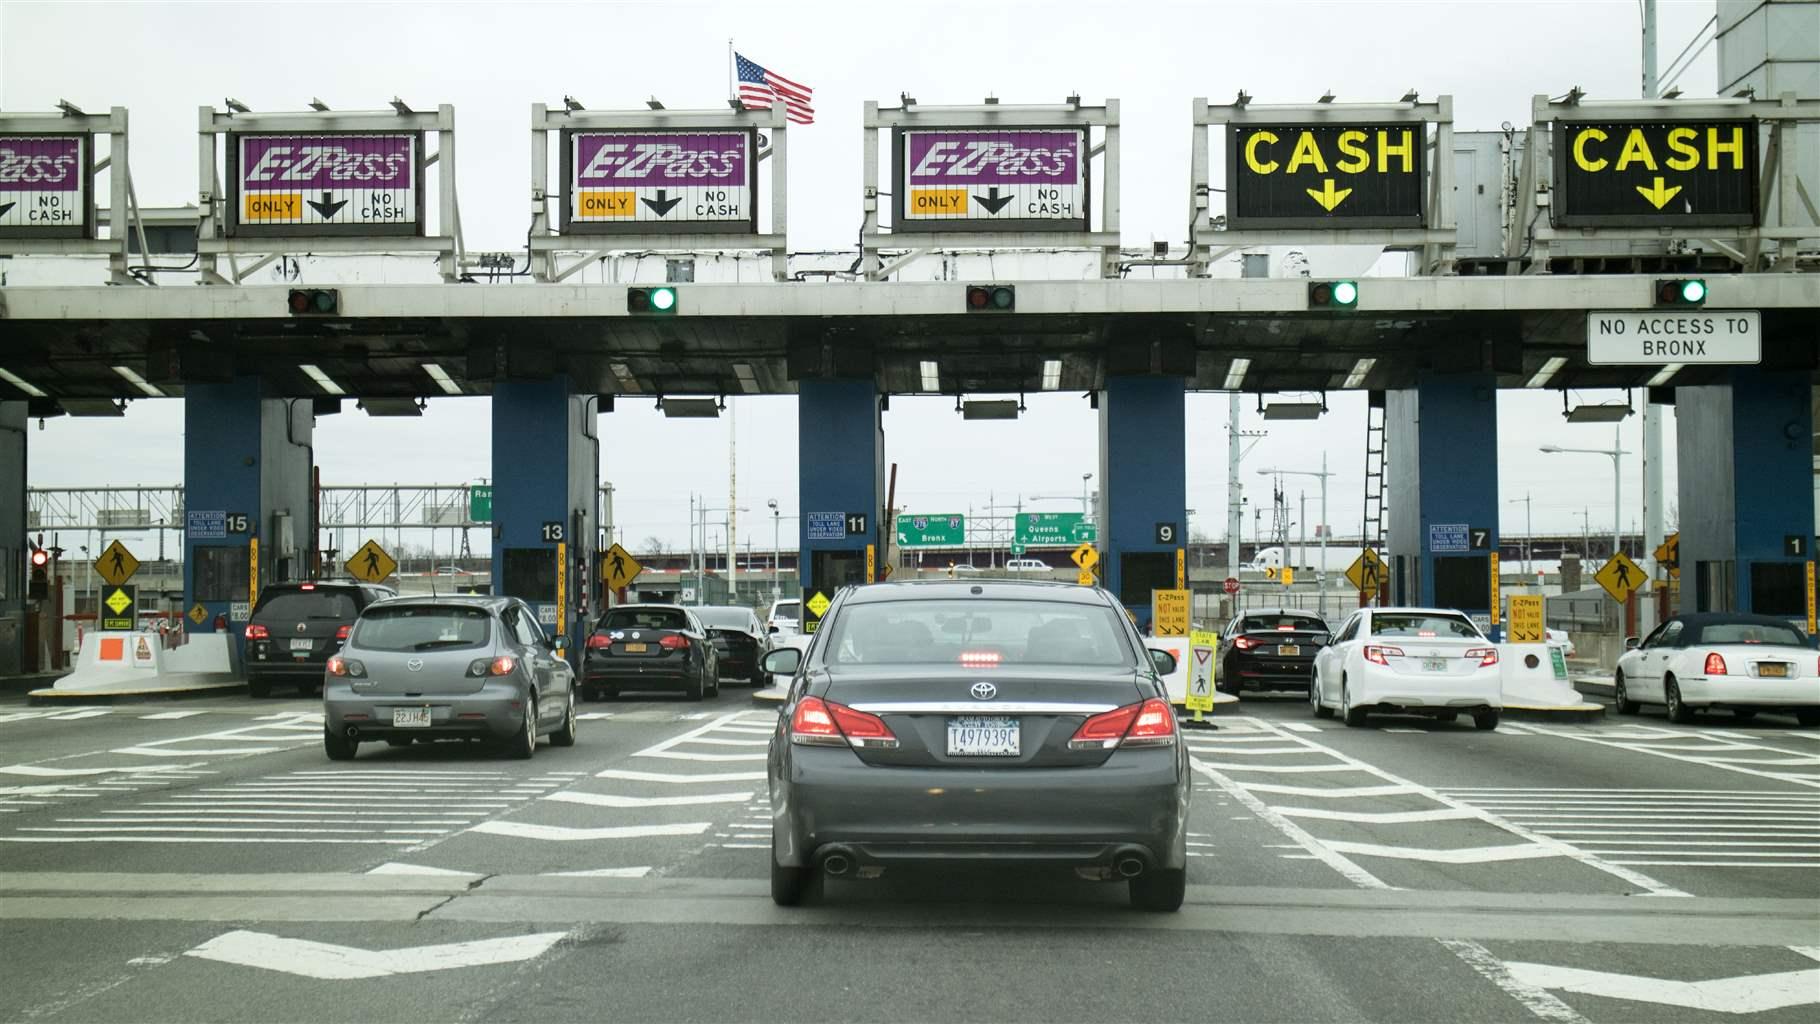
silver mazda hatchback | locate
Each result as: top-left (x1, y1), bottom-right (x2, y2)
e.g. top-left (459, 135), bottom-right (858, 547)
top-left (322, 595), bottom-right (577, 760)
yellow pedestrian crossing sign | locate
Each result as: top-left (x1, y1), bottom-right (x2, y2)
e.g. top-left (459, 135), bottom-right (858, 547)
top-left (1345, 548), bottom-right (1387, 593)
top-left (1653, 532), bottom-right (1680, 579)
top-left (95, 540), bottom-right (139, 586)
top-left (346, 539), bottom-right (397, 583)
top-left (1594, 552), bottom-right (1646, 604)
top-left (602, 543), bottom-right (643, 590)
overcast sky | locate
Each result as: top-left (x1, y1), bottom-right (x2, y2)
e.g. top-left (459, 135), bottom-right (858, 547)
top-left (2, 1), bottom-right (1721, 551)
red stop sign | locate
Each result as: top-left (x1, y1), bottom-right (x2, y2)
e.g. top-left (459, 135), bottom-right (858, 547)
top-left (1223, 577), bottom-right (1240, 595)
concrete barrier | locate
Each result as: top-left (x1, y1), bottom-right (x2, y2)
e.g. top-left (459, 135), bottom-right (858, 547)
top-left (1498, 642), bottom-right (1602, 716)
top-left (30, 631), bottom-right (243, 701)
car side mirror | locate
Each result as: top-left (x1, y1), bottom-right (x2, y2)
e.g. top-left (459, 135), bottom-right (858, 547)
top-left (761, 647), bottom-right (802, 676)
top-left (1624, 636), bottom-right (1641, 651)
top-left (551, 635), bottom-right (569, 653)
top-left (768, 625), bottom-right (780, 634)
top-left (1149, 648), bottom-right (1178, 676)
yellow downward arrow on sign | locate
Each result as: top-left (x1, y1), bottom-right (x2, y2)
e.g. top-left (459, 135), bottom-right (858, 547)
top-left (1305, 178), bottom-right (1353, 212)
top-left (1635, 176), bottom-right (1683, 210)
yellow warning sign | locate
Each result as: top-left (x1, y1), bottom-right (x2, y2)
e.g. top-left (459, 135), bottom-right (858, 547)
top-left (1654, 532), bottom-right (1680, 579)
top-left (1345, 548), bottom-right (1387, 593)
top-left (602, 543), bottom-right (643, 590)
top-left (1070, 543), bottom-right (1098, 571)
top-left (1594, 552), bottom-right (1647, 604)
top-left (1508, 594), bottom-right (1545, 644)
top-left (1077, 568), bottom-right (1094, 586)
top-left (806, 591), bottom-right (832, 618)
top-left (1282, 566), bottom-right (1295, 587)
top-left (243, 192), bottom-right (302, 222)
top-left (575, 190), bottom-right (637, 218)
top-left (101, 585), bottom-right (136, 630)
top-left (908, 188), bottom-right (969, 215)
top-left (95, 539), bottom-right (139, 586)
top-left (188, 602), bottom-right (209, 625)
top-left (104, 588), bottom-right (132, 616)
top-left (1176, 548), bottom-right (1186, 590)
top-left (1489, 552), bottom-right (1501, 625)
top-left (866, 544), bottom-right (876, 584)
top-left (346, 539), bottom-right (398, 584)
top-left (1152, 589), bottom-right (1190, 637)
top-left (1263, 566), bottom-right (1278, 581)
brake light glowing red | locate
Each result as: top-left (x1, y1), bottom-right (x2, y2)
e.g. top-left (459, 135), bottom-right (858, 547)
top-left (659, 634), bottom-right (690, 651)
top-left (490, 656), bottom-right (517, 676)
top-left (1234, 636), bottom-right (1255, 651)
top-left (1364, 644), bottom-right (1404, 666)
top-left (1069, 698), bottom-right (1176, 750)
top-left (244, 624), bottom-right (269, 640)
top-left (1277, 624), bottom-right (1295, 631)
top-left (790, 696), bottom-right (841, 743)
top-left (1704, 652), bottom-right (1727, 676)
top-left (587, 634), bottom-right (612, 650)
top-left (335, 624), bottom-right (350, 641)
top-left (789, 697), bottom-right (897, 747)
top-left (827, 701), bottom-right (895, 741)
top-left (300, 584), bottom-right (315, 591)
top-left (1124, 698), bottom-right (1177, 745)
top-left (959, 650), bottom-right (1001, 668)
top-left (1465, 647), bottom-right (1498, 667)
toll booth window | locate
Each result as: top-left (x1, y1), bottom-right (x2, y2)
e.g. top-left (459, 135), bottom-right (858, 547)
top-left (810, 550), bottom-right (867, 589)
top-left (1748, 562), bottom-right (1805, 617)
top-left (500, 548), bottom-right (557, 603)
top-left (1117, 552), bottom-right (1175, 608)
top-left (1431, 556), bottom-right (1490, 612)
top-left (192, 545), bottom-right (250, 602)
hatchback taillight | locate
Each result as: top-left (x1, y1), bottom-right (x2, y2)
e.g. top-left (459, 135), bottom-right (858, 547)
top-left (335, 624), bottom-right (351, 641)
top-left (1465, 647), bottom-right (1498, 667)
top-left (1069, 698), bottom-right (1176, 750)
top-left (1364, 644), bottom-right (1404, 666)
top-left (326, 655), bottom-right (365, 678)
top-left (587, 634), bottom-right (612, 650)
top-left (659, 634), bottom-right (689, 651)
top-left (244, 624), bottom-right (269, 640)
top-left (1704, 652), bottom-right (1727, 676)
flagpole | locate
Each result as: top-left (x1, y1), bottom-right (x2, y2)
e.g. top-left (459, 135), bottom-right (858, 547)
top-left (727, 39), bottom-right (734, 104)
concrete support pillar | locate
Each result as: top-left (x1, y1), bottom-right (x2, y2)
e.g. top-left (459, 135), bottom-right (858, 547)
top-left (1674, 366), bottom-right (1815, 618)
top-left (795, 379), bottom-right (884, 632)
top-left (1386, 374), bottom-right (1500, 624)
top-left (1099, 375), bottom-right (1187, 628)
top-left (182, 380), bottom-right (313, 649)
top-left (490, 377), bottom-right (598, 655)
top-left (0, 402), bottom-right (26, 675)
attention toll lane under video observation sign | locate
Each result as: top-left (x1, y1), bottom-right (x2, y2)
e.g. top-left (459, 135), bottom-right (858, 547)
top-left (564, 129), bottom-right (756, 234)
top-left (1227, 123), bottom-right (1425, 229)
top-left (897, 128), bottom-right (1086, 231)
top-left (230, 133), bottom-right (422, 237)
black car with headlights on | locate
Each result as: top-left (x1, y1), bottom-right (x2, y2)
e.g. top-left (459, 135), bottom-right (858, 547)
top-left (244, 580), bottom-right (394, 697)
top-left (763, 580), bottom-right (1190, 911)
top-left (1215, 608), bottom-right (1331, 694)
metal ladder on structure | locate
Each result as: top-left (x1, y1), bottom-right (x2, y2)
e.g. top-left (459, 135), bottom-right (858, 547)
top-left (1360, 391), bottom-right (1388, 602)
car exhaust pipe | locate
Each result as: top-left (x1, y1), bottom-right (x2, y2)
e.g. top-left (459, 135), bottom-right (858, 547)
top-left (819, 849), bottom-right (855, 877)
top-left (1115, 856), bottom-right (1146, 879)
top-left (345, 726), bottom-right (359, 739)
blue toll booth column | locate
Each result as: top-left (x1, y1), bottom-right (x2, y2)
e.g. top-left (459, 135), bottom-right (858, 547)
top-left (0, 402), bottom-right (26, 674)
top-left (1098, 376), bottom-right (1188, 629)
top-left (1385, 375), bottom-right (1500, 625)
top-left (491, 377), bottom-right (597, 662)
top-left (1675, 365), bottom-right (1815, 618)
top-left (796, 379), bottom-right (883, 632)
top-left (182, 379), bottom-right (315, 656)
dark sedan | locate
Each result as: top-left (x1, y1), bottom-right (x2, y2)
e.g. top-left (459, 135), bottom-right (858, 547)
top-left (244, 580), bottom-right (394, 697)
top-left (1216, 608), bottom-right (1331, 694)
top-left (695, 605), bottom-right (771, 686)
top-left (583, 604), bottom-right (720, 700)
top-left (764, 580), bottom-right (1190, 911)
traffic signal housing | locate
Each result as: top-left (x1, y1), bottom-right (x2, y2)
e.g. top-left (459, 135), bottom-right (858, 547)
top-left (28, 548), bottom-right (48, 600)
top-left (286, 289), bottom-right (341, 316)
top-left (1308, 280), bottom-right (1359, 310)
top-left (627, 286), bottom-right (679, 315)
top-left (1655, 278), bottom-right (1706, 307)
top-left (965, 284), bottom-right (1015, 312)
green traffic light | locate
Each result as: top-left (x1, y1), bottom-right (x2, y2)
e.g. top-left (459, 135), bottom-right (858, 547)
top-left (1331, 281), bottom-right (1359, 306)
top-left (1681, 279), bottom-right (1706, 304)
top-left (650, 287), bottom-right (677, 312)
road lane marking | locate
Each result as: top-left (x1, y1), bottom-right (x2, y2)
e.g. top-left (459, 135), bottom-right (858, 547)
top-left (1188, 760), bottom-right (1392, 890)
top-left (1501, 959), bottom-right (1820, 1014)
top-left (543, 867), bottom-right (653, 877)
top-left (1438, 940), bottom-right (1592, 1024)
top-left (465, 821), bottom-right (711, 841)
top-left (183, 929), bottom-right (570, 980)
top-left (634, 750), bottom-right (768, 762)
top-left (1275, 807), bottom-right (1482, 825)
top-left (543, 790), bottom-right (752, 809)
top-left (140, 711), bottom-right (207, 720)
top-left (367, 863), bottom-right (481, 877)
top-left (1321, 839), bottom-right (1560, 864)
top-left (595, 769), bottom-right (766, 784)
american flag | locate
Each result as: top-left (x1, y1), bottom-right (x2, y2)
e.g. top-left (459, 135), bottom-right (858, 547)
top-left (736, 52), bottom-right (814, 125)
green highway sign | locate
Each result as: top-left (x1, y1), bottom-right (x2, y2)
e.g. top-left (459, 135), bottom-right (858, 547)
top-left (1014, 512), bottom-right (1096, 547)
top-left (896, 513), bottom-right (965, 548)
top-left (469, 485), bottom-right (493, 523)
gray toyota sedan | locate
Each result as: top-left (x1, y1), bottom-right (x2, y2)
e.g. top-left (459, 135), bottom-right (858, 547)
top-left (763, 580), bottom-right (1190, 911)
top-left (322, 595), bottom-right (578, 760)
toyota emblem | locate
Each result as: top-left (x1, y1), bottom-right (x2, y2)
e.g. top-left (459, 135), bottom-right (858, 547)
top-left (970, 682), bottom-right (997, 701)
top-left (407, 658), bottom-right (424, 672)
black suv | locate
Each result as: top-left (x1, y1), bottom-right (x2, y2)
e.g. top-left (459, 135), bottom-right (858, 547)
top-left (245, 580), bottom-right (395, 697)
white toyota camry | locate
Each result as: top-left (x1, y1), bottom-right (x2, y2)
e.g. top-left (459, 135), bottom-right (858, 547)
top-left (1614, 613), bottom-right (1820, 726)
top-left (1311, 607), bottom-right (1503, 730)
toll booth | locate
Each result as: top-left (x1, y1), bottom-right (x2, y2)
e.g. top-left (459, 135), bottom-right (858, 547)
top-left (1099, 375), bottom-right (1188, 628)
top-left (796, 379), bottom-right (884, 632)
top-left (1385, 375), bottom-right (1500, 627)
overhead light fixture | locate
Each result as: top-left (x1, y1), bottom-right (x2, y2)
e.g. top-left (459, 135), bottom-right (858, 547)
top-left (919, 360), bottom-right (940, 392)
top-left (1040, 359), bottom-right (1062, 391)
top-left (62, 398), bottom-right (127, 417)
top-left (56, 99), bottom-right (86, 117)
top-left (1647, 364), bottom-right (1683, 387)
top-left (299, 364), bottom-right (344, 396)
top-left (1564, 403), bottom-right (1633, 423)
top-left (1526, 356), bottom-right (1568, 389)
top-left (610, 362), bottom-right (640, 393)
top-left (224, 97), bottom-right (251, 114)
top-left (1400, 89), bottom-right (1419, 104)
top-left (110, 365), bottom-right (164, 398)
top-left (646, 97), bottom-right (665, 110)
top-left (659, 397), bottom-right (721, 419)
top-left (389, 97), bottom-right (414, 115)
top-left (422, 362), bottom-right (462, 396)
top-left (0, 367), bottom-right (48, 398)
top-left (1318, 90), bottom-right (1336, 103)
top-left (1222, 357), bottom-right (1250, 390)
top-left (357, 398), bottom-right (424, 417)
top-left (1261, 401), bottom-right (1325, 421)
top-left (1342, 357), bottom-right (1376, 389)
top-left (732, 363), bottom-right (759, 395)
top-left (308, 97), bottom-right (330, 112)
top-left (961, 400), bottom-right (1021, 421)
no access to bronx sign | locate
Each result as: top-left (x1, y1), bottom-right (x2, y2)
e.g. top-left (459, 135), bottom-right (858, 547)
top-left (1586, 310), bottom-right (1761, 365)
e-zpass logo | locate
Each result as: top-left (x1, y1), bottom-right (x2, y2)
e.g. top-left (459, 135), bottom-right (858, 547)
top-left (0, 149), bottom-right (78, 185)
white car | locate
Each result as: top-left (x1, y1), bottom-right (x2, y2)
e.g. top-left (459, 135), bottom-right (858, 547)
top-left (1311, 607), bottom-right (1503, 730)
top-left (1614, 613), bottom-right (1820, 725)
top-left (1545, 628), bottom-right (1576, 659)
top-left (766, 597), bottom-right (802, 637)
top-left (1005, 558), bottom-right (1050, 573)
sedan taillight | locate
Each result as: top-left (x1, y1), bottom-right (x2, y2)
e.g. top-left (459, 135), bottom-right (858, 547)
top-left (1465, 647), bottom-right (1499, 667)
top-left (1233, 636), bottom-right (1255, 651)
top-left (659, 634), bottom-right (690, 651)
top-left (1704, 652), bottom-right (1727, 676)
top-left (1364, 644), bottom-right (1404, 666)
top-left (586, 634), bottom-right (612, 650)
top-left (1069, 698), bottom-right (1176, 751)
top-left (244, 624), bottom-right (269, 640)
top-left (790, 696), bottom-right (897, 749)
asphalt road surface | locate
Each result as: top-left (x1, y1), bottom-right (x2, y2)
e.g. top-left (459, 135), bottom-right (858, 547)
top-left (2, 688), bottom-right (1816, 1023)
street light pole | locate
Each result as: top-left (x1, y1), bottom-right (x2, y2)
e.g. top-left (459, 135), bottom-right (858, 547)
top-left (1507, 493), bottom-right (1533, 576)
top-left (1256, 458), bottom-right (1334, 617)
top-left (1540, 439), bottom-right (1629, 562)
top-left (768, 499), bottom-right (781, 600)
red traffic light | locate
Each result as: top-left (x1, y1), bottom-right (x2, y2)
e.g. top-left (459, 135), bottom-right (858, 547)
top-left (30, 549), bottom-right (48, 567)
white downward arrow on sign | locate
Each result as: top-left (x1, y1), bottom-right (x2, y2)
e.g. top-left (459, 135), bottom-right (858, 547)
top-left (183, 929), bottom-right (568, 980)
top-left (1503, 959), bottom-right (1820, 1014)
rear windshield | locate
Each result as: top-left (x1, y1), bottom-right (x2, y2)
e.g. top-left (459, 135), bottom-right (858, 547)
top-left (1370, 613), bottom-right (1482, 640)
top-left (771, 602), bottom-right (800, 622)
top-left (254, 590), bottom-right (358, 622)
top-left (820, 599), bottom-right (1136, 668)
top-left (694, 608), bottom-right (753, 630)
top-left (352, 606), bottom-right (491, 652)
top-left (1242, 614), bottom-right (1326, 633)
top-left (1699, 622), bottom-right (1806, 647)
top-left (601, 608), bottom-right (690, 632)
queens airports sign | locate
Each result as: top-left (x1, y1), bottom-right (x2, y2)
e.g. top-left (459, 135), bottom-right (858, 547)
top-left (229, 133), bottom-right (424, 237)
top-left (1552, 120), bottom-right (1757, 228)
top-left (895, 127), bottom-right (1087, 232)
top-left (1227, 123), bottom-right (1426, 229)
top-left (0, 134), bottom-right (91, 238)
top-left (562, 129), bottom-right (757, 235)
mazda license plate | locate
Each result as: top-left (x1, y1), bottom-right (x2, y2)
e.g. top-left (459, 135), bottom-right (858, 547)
top-left (392, 707), bottom-right (431, 728)
top-left (947, 716), bottom-right (1019, 756)
top-left (1759, 663), bottom-right (1790, 678)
